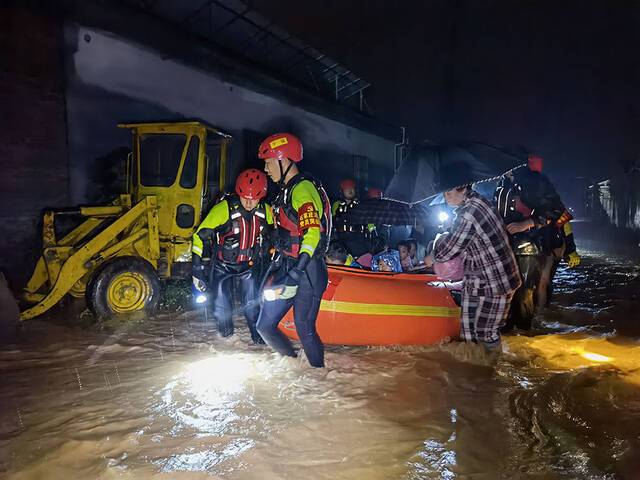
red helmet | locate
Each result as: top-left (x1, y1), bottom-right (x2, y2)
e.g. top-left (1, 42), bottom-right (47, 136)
top-left (528, 154), bottom-right (543, 173)
top-left (235, 168), bottom-right (267, 200)
top-left (366, 187), bottom-right (383, 199)
top-left (258, 133), bottom-right (303, 162)
top-left (339, 178), bottom-right (356, 191)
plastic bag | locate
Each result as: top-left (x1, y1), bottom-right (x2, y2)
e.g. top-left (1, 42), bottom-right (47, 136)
top-left (433, 234), bottom-right (464, 281)
top-left (371, 250), bottom-right (402, 273)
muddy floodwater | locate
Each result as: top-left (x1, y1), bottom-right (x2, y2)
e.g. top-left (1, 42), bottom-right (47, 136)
top-left (1, 245), bottom-right (639, 479)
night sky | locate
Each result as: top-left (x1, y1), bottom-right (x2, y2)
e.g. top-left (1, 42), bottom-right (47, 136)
top-left (251, 0), bottom-right (640, 207)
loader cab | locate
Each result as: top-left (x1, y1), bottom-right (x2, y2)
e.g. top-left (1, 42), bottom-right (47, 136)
top-left (118, 121), bottom-right (231, 240)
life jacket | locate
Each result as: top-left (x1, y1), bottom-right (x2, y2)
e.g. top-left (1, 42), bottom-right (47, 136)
top-left (495, 178), bottom-right (567, 254)
top-left (333, 198), bottom-right (367, 233)
top-left (496, 175), bottom-right (573, 226)
top-left (495, 179), bottom-right (534, 224)
top-left (335, 198), bottom-right (359, 216)
top-left (215, 195), bottom-right (269, 263)
top-left (272, 173), bottom-right (332, 258)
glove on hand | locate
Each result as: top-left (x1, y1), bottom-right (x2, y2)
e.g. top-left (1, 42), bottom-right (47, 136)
top-left (263, 269), bottom-right (301, 301)
top-left (263, 253), bottom-right (310, 301)
top-left (280, 267), bottom-right (303, 299)
top-left (566, 251), bottom-right (581, 268)
top-left (192, 276), bottom-right (207, 292)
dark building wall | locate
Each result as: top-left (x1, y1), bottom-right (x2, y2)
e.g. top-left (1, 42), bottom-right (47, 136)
top-left (0, 4), bottom-right (70, 287)
top-left (0, 2), bottom-right (398, 289)
top-left (63, 24), bottom-right (397, 205)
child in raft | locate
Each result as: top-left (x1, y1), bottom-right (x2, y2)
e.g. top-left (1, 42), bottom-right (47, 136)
top-left (325, 242), bottom-right (365, 268)
top-left (397, 241), bottom-right (413, 271)
top-left (398, 240), bottom-right (427, 272)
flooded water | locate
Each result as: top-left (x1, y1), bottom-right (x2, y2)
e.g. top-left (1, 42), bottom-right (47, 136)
top-left (1, 245), bottom-right (639, 479)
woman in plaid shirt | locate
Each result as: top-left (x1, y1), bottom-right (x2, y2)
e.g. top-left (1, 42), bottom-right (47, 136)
top-left (426, 186), bottom-right (521, 350)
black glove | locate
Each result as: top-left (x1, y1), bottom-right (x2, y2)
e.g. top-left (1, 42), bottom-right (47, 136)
top-left (285, 252), bottom-right (310, 285)
top-left (263, 253), bottom-right (310, 301)
top-left (291, 252), bottom-right (311, 274)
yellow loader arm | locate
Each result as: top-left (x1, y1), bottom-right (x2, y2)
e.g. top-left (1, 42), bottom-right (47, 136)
top-left (20, 196), bottom-right (159, 320)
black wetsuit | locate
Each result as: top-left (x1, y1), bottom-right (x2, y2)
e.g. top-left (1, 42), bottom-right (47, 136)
top-left (192, 195), bottom-right (272, 342)
top-left (256, 173), bottom-right (330, 367)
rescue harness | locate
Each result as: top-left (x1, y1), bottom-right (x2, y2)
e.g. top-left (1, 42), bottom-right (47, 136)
top-left (272, 173), bottom-right (332, 258)
top-left (215, 196), bottom-right (268, 263)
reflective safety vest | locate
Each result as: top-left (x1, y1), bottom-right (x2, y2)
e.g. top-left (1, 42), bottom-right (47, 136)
top-left (333, 198), bottom-right (358, 216)
top-left (273, 173), bottom-right (331, 258)
top-left (215, 196), bottom-right (269, 263)
top-left (332, 199), bottom-right (368, 233)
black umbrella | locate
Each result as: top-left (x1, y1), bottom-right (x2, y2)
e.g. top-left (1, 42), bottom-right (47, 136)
top-left (343, 199), bottom-right (428, 226)
top-left (385, 142), bottom-right (526, 204)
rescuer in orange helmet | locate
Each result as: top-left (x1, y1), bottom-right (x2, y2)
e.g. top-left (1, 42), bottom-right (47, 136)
top-left (256, 133), bottom-right (332, 367)
top-left (192, 168), bottom-right (272, 343)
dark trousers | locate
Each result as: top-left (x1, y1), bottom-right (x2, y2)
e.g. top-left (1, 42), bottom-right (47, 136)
top-left (539, 244), bottom-right (565, 308)
top-left (256, 257), bottom-right (328, 367)
top-left (211, 264), bottom-right (261, 341)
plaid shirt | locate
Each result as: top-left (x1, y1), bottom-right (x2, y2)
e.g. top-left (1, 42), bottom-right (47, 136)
top-left (434, 191), bottom-right (521, 297)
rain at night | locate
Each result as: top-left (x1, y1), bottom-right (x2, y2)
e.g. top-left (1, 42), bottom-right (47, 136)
top-left (1, 0), bottom-right (640, 478)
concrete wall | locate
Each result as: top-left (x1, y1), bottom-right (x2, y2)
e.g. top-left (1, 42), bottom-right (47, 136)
top-left (0, 2), bottom-right (398, 288)
top-left (0, 5), bottom-right (70, 287)
top-left (64, 25), bottom-right (398, 204)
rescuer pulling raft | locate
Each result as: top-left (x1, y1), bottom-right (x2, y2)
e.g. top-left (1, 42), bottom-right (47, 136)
top-left (256, 133), bottom-right (332, 367)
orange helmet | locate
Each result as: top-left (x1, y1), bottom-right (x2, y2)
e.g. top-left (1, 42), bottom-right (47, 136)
top-left (366, 187), bottom-right (383, 199)
top-left (339, 178), bottom-right (356, 190)
top-left (528, 154), bottom-right (543, 173)
top-left (235, 168), bottom-right (267, 200)
top-left (258, 133), bottom-right (303, 162)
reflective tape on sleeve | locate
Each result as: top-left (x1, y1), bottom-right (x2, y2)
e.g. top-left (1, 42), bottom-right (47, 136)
top-left (300, 244), bottom-right (315, 256)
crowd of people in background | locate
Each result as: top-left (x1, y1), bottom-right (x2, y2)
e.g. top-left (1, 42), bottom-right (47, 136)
top-left (328, 175), bottom-right (453, 274)
top-left (326, 154), bottom-right (581, 351)
top-left (328, 179), bottom-right (428, 273)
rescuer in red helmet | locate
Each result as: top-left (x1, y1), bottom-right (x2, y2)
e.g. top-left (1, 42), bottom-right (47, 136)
top-left (192, 168), bottom-right (273, 343)
top-left (496, 154), bottom-right (579, 267)
top-left (330, 178), bottom-right (374, 256)
top-left (256, 133), bottom-right (331, 367)
top-left (494, 153), bottom-right (580, 330)
top-left (331, 178), bottom-right (357, 220)
top-left (366, 187), bottom-right (383, 199)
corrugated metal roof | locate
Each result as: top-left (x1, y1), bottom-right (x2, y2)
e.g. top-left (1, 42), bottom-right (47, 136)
top-left (118, 0), bottom-right (371, 112)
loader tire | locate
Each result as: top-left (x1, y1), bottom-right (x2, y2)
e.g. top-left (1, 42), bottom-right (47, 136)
top-left (87, 257), bottom-right (160, 318)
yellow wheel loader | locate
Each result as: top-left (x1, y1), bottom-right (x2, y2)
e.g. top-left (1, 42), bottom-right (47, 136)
top-left (21, 121), bottom-right (231, 320)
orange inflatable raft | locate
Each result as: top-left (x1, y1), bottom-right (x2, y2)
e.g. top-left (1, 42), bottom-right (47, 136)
top-left (278, 265), bottom-right (461, 346)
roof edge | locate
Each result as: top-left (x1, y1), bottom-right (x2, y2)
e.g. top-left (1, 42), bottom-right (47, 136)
top-left (58, 0), bottom-right (401, 142)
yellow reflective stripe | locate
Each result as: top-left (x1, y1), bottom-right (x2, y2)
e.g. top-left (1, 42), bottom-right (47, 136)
top-left (192, 245), bottom-right (203, 256)
top-left (300, 244), bottom-right (315, 256)
top-left (320, 300), bottom-right (461, 318)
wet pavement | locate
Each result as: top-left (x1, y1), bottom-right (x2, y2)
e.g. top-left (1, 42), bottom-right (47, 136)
top-left (0, 243), bottom-right (639, 479)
